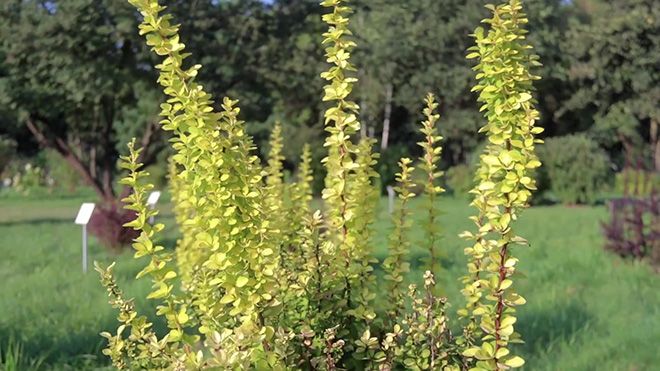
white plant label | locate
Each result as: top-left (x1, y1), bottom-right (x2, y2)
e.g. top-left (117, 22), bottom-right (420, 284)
top-left (147, 191), bottom-right (162, 207)
top-left (75, 203), bottom-right (96, 225)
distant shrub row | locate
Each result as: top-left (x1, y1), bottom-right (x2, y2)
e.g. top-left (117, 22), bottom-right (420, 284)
top-left (444, 133), bottom-right (657, 206)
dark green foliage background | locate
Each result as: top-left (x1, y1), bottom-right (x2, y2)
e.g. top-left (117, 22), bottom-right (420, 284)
top-left (537, 134), bottom-right (611, 205)
top-left (1, 0), bottom-right (657, 205)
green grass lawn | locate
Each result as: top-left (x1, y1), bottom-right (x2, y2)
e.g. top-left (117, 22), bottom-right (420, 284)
top-left (0, 194), bottom-right (658, 370)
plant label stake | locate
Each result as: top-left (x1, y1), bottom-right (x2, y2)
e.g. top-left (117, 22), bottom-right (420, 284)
top-left (147, 191), bottom-right (161, 224)
top-left (75, 203), bottom-right (95, 273)
top-left (387, 185), bottom-right (395, 214)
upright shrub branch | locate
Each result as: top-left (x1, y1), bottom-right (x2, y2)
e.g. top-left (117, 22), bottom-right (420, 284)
top-left (383, 158), bottom-right (415, 322)
top-left (319, 0), bottom-right (370, 328)
top-left (418, 93), bottom-right (445, 278)
top-left (461, 1), bottom-right (542, 369)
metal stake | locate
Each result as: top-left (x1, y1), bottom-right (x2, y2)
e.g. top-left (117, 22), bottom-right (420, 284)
top-left (149, 205), bottom-right (155, 225)
top-left (387, 185), bottom-right (395, 214)
top-left (82, 224), bottom-right (88, 273)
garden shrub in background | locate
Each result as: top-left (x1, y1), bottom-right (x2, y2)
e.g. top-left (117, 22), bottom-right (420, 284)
top-left (537, 133), bottom-right (609, 204)
top-left (0, 135), bottom-right (17, 178)
top-left (43, 149), bottom-right (83, 194)
top-left (88, 203), bottom-right (140, 251)
top-left (615, 168), bottom-right (660, 198)
top-left (446, 141), bottom-right (489, 199)
top-left (96, 0), bottom-right (543, 369)
top-left (143, 161), bottom-right (170, 190)
top-left (10, 163), bottom-right (48, 196)
top-left (377, 142), bottom-right (410, 192)
top-left (446, 164), bottom-right (473, 198)
top-left (603, 159), bottom-right (659, 270)
top-left (2, 149), bottom-right (87, 196)
top-left (602, 195), bottom-right (659, 269)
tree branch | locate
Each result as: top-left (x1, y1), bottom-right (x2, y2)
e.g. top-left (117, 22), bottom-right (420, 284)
top-left (137, 119), bottom-right (161, 168)
top-left (100, 95), bottom-right (117, 199)
top-left (119, 119), bottom-right (162, 200)
top-left (26, 116), bottom-right (112, 201)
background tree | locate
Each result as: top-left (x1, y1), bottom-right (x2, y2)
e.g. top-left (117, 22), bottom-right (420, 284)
top-left (560, 0), bottom-right (660, 170)
top-left (0, 0), bottom-right (657, 207)
top-left (353, 0), bottom-right (578, 168)
top-left (0, 0), bottom-right (164, 247)
top-left (0, 0), bottom-right (167, 200)
top-left (168, 0), bottom-right (327, 179)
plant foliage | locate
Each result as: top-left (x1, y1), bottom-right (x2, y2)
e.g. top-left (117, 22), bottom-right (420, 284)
top-left (602, 195), bottom-right (659, 269)
top-left (96, 0), bottom-right (542, 369)
top-left (602, 161), bottom-right (659, 270)
top-left (537, 134), bottom-right (609, 205)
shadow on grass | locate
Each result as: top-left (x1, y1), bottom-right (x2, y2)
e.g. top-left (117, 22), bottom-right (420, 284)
top-left (371, 250), bottom-right (461, 272)
top-left (0, 309), bottom-right (169, 368)
top-left (0, 217), bottom-right (70, 227)
top-left (518, 300), bottom-right (591, 361)
top-left (0, 327), bottom-right (106, 368)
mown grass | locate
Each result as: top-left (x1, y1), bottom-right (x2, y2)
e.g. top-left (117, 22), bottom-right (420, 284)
top-left (0, 193), bottom-right (658, 370)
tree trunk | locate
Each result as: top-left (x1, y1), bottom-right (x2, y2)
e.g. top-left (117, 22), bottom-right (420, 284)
top-left (89, 144), bottom-right (97, 180)
top-left (651, 118), bottom-right (659, 172)
top-left (26, 118), bottom-right (108, 200)
top-left (100, 96), bottom-right (116, 199)
top-left (360, 97), bottom-right (368, 139)
top-left (25, 116), bottom-right (161, 249)
top-left (380, 83), bottom-right (393, 151)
